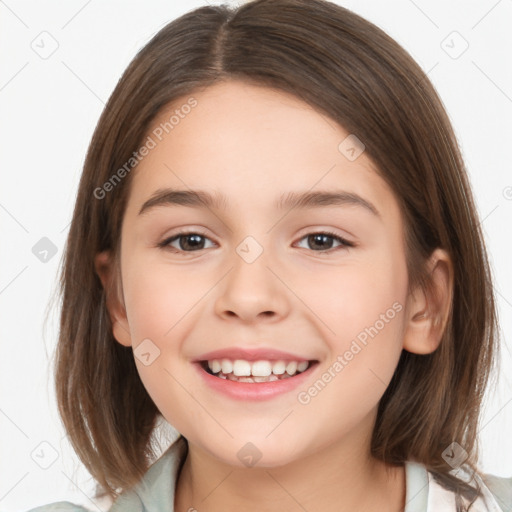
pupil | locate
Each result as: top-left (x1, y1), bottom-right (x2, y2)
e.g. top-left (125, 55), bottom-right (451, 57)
top-left (309, 234), bottom-right (332, 250)
top-left (181, 234), bottom-right (204, 250)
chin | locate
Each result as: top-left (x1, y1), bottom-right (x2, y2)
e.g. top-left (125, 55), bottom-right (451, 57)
top-left (206, 433), bottom-right (307, 469)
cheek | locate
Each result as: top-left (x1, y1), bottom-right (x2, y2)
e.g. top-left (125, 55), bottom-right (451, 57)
top-left (296, 244), bottom-right (409, 399)
top-left (302, 254), bottom-right (408, 348)
top-left (122, 257), bottom-right (211, 339)
top-left (120, 257), bottom-right (217, 423)
top-left (120, 259), bottom-right (199, 429)
top-left (292, 260), bottom-right (407, 442)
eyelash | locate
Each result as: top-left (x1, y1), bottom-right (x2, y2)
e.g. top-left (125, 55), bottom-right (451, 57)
top-left (157, 230), bottom-right (355, 254)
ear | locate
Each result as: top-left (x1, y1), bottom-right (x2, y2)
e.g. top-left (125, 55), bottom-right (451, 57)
top-left (94, 250), bottom-right (132, 347)
top-left (402, 248), bottom-right (453, 355)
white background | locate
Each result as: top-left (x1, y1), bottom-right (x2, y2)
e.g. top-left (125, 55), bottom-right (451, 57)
top-left (1, 0), bottom-right (511, 510)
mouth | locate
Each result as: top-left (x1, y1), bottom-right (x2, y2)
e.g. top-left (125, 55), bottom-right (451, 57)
top-left (199, 358), bottom-right (318, 383)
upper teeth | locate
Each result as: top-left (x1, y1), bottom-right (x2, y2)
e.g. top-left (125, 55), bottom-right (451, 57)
top-left (207, 359), bottom-right (309, 377)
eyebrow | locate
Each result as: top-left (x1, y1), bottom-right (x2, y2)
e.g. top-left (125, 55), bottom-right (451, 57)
top-left (138, 188), bottom-right (380, 217)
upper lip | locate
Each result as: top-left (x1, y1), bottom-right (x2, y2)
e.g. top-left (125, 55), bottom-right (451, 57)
top-left (194, 347), bottom-right (315, 363)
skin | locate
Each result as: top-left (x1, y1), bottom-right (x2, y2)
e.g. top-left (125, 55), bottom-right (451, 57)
top-left (95, 80), bottom-right (453, 512)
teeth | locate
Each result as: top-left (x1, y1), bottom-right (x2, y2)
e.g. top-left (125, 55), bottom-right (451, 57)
top-left (272, 361), bottom-right (286, 375)
top-left (254, 375), bottom-right (279, 382)
top-left (286, 361), bottom-right (297, 375)
top-left (221, 359), bottom-right (233, 374)
top-left (228, 374), bottom-right (254, 383)
top-left (251, 360), bottom-right (272, 377)
top-left (208, 360), bottom-right (221, 373)
top-left (232, 360), bottom-right (251, 376)
top-left (205, 358), bottom-right (311, 380)
top-left (297, 361), bottom-right (309, 372)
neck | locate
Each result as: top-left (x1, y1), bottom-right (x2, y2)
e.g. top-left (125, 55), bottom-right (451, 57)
top-left (174, 417), bottom-right (405, 512)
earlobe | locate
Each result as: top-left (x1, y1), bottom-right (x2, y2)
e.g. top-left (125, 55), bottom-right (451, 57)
top-left (402, 248), bottom-right (453, 355)
top-left (111, 318), bottom-right (133, 348)
top-left (94, 250), bottom-right (133, 347)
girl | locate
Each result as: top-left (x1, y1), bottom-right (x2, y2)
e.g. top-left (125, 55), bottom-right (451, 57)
top-left (29, 0), bottom-right (511, 510)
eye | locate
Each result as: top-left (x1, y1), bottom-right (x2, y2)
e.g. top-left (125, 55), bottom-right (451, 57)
top-left (295, 231), bottom-right (354, 252)
top-left (158, 230), bottom-right (354, 254)
top-left (158, 232), bottom-right (216, 252)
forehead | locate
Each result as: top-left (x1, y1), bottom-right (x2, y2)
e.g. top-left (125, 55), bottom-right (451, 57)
top-left (125, 80), bottom-right (398, 218)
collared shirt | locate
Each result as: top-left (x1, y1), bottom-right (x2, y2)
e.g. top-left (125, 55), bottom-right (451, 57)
top-left (28, 436), bottom-right (511, 512)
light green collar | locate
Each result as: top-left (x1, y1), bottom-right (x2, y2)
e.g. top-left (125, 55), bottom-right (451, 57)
top-left (109, 438), bottom-right (437, 512)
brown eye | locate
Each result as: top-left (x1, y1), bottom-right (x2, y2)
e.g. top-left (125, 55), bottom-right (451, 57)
top-left (159, 232), bottom-right (215, 252)
top-left (296, 232), bottom-right (354, 252)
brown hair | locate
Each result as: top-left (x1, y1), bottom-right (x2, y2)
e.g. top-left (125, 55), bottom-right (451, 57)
top-left (54, 0), bottom-right (498, 503)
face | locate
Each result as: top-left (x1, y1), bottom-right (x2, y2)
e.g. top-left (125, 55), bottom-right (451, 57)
top-left (109, 80), bottom-right (411, 468)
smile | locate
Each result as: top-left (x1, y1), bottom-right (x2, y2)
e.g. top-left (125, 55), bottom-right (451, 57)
top-left (202, 358), bottom-right (310, 382)
top-left (195, 357), bottom-right (319, 401)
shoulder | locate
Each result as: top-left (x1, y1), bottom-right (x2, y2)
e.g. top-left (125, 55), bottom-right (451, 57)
top-left (24, 437), bottom-right (187, 512)
top-left (405, 461), bottom-right (512, 511)
top-left (433, 466), bottom-right (512, 512)
top-left (481, 473), bottom-right (512, 512)
top-left (109, 435), bottom-right (188, 511)
top-left (25, 488), bottom-right (113, 512)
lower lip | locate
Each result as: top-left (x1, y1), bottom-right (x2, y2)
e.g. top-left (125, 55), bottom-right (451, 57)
top-left (194, 362), bottom-right (318, 401)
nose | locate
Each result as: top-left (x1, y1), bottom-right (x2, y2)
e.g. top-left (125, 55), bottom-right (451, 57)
top-left (214, 247), bottom-right (291, 324)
